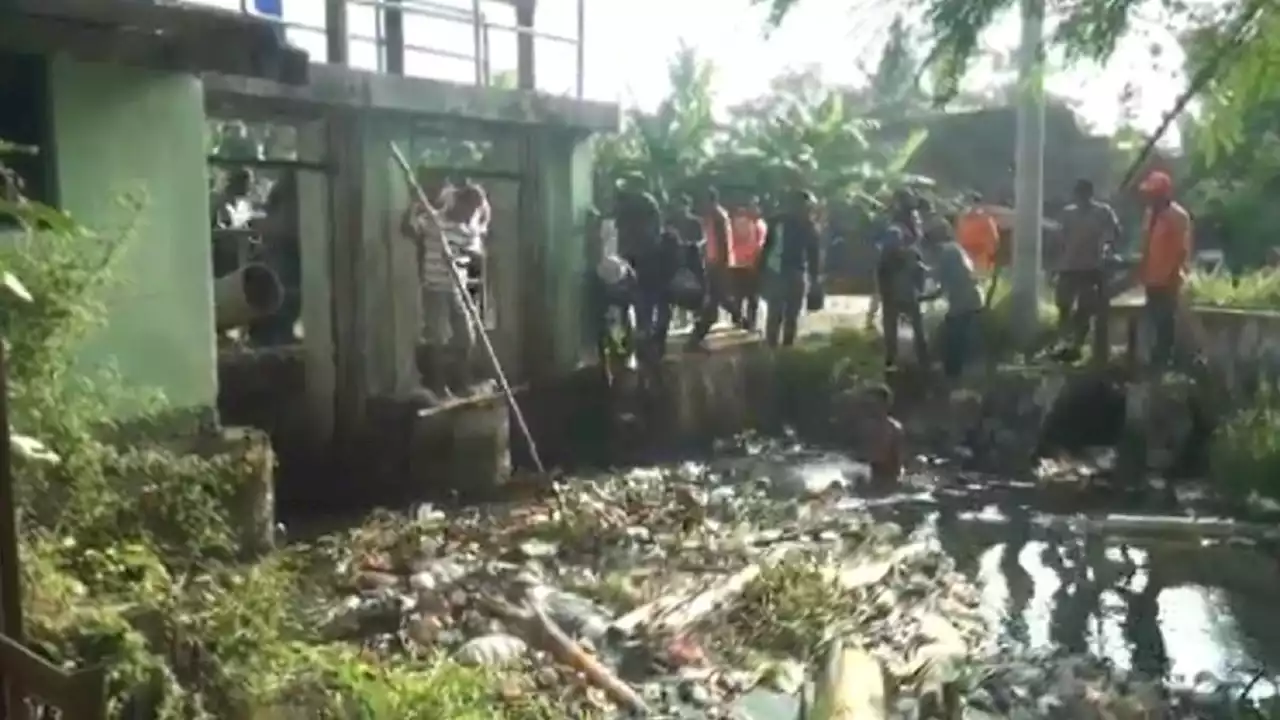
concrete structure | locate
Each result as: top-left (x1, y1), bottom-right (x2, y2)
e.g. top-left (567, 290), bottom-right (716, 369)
top-left (3, 0), bottom-right (618, 509)
top-left (0, 0), bottom-right (305, 423)
top-left (202, 25), bottom-right (616, 507)
top-left (1111, 301), bottom-right (1280, 396)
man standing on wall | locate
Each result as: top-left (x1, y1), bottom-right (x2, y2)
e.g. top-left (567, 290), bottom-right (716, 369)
top-left (614, 173), bottom-right (663, 342)
top-left (1052, 179), bottom-right (1122, 363)
top-left (730, 196), bottom-right (768, 331)
top-left (757, 189), bottom-right (822, 348)
top-left (687, 187), bottom-right (746, 351)
top-left (401, 172), bottom-right (488, 402)
top-left (1136, 171), bottom-right (1192, 370)
top-left (878, 189), bottom-right (929, 369)
top-left (919, 218), bottom-right (984, 379)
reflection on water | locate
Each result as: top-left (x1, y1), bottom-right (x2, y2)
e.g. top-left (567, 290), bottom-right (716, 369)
top-left (934, 511), bottom-right (1280, 693)
top-left (716, 449), bottom-right (1280, 717)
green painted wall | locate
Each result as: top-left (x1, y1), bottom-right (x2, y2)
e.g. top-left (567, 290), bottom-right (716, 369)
top-left (532, 131), bottom-right (594, 373)
top-left (48, 56), bottom-right (217, 413)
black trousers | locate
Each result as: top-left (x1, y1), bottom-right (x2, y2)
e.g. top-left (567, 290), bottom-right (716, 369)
top-left (939, 310), bottom-right (979, 379)
top-left (1055, 268), bottom-right (1110, 360)
top-left (690, 266), bottom-right (744, 343)
top-left (1144, 285), bottom-right (1178, 369)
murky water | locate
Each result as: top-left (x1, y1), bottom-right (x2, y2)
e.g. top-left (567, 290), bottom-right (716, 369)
top-left (941, 510), bottom-right (1280, 692)
top-left (720, 450), bottom-right (1280, 717)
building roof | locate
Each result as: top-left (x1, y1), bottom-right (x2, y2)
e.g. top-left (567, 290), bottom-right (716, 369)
top-left (1, 0), bottom-right (308, 84)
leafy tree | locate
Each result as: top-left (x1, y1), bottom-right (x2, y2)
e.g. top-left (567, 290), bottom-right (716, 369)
top-left (751, 0), bottom-right (1274, 157)
top-left (866, 16), bottom-right (928, 117)
top-left (594, 54), bottom-right (932, 214)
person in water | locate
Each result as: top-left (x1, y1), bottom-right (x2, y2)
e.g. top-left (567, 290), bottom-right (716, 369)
top-left (857, 383), bottom-right (904, 488)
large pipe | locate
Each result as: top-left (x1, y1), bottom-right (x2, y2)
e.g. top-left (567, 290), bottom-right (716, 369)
top-left (215, 263), bottom-right (285, 331)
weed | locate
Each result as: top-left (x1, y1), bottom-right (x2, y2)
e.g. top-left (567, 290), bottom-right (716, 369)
top-left (0, 148), bottom-right (525, 718)
top-left (1210, 384), bottom-right (1280, 502)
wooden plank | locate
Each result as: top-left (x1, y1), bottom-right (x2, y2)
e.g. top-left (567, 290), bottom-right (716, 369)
top-left (0, 634), bottom-right (109, 719)
top-left (0, 344), bottom-right (24, 720)
top-left (207, 157), bottom-right (333, 174)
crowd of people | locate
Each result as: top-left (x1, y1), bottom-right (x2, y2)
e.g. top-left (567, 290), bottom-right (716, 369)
top-left (591, 168), bottom-right (1194, 379)
top-left (591, 175), bottom-right (992, 377)
top-left (587, 169), bottom-right (1193, 487)
top-left (594, 175), bottom-right (824, 363)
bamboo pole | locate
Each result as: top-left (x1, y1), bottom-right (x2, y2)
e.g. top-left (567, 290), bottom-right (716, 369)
top-left (388, 142), bottom-right (546, 475)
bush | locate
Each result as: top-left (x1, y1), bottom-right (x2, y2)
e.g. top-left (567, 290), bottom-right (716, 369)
top-left (1210, 384), bottom-right (1280, 503)
top-left (1185, 269), bottom-right (1280, 310)
top-left (2, 147), bottom-right (525, 718)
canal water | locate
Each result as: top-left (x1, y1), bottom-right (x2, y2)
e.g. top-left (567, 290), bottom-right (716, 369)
top-left (702, 447), bottom-right (1280, 717)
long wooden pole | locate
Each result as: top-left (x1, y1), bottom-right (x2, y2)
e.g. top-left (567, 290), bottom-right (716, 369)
top-left (388, 142), bottom-right (546, 475)
top-left (0, 341), bottom-right (27, 719)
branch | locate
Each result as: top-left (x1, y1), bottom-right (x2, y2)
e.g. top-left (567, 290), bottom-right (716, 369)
top-left (1115, 0), bottom-right (1271, 192)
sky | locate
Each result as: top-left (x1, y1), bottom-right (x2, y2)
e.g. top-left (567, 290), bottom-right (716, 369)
top-left (190, 0), bottom-right (1187, 136)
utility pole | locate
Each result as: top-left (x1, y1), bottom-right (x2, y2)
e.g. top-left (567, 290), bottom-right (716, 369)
top-left (1011, 0), bottom-right (1046, 347)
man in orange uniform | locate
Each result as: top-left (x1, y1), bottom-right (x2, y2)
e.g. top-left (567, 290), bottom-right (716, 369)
top-left (1136, 171), bottom-right (1192, 370)
top-left (954, 193), bottom-right (1000, 273)
top-left (729, 196), bottom-right (768, 330)
top-left (688, 187), bottom-right (745, 349)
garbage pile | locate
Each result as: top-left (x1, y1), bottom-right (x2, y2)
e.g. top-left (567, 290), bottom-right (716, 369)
top-left (298, 456), bottom-right (994, 718)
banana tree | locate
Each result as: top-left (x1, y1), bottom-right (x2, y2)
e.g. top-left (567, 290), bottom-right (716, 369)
top-left (715, 67), bottom-right (933, 210)
top-left (593, 43), bottom-right (720, 205)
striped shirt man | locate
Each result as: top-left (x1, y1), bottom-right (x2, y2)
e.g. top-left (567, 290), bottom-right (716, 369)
top-left (403, 199), bottom-right (456, 292)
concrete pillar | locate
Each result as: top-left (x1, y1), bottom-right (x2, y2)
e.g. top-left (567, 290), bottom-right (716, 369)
top-left (358, 118), bottom-right (421, 400)
top-left (297, 119), bottom-right (336, 445)
top-left (325, 0), bottom-right (348, 65)
top-left (520, 129), bottom-right (594, 379)
top-left (384, 0), bottom-right (405, 75)
top-left (328, 110), bottom-right (368, 436)
top-left (516, 0), bottom-right (536, 90)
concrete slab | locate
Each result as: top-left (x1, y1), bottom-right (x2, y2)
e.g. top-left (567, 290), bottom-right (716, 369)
top-left (204, 63), bottom-right (619, 132)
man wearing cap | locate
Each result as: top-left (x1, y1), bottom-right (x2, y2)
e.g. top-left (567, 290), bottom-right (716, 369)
top-left (1136, 170), bottom-right (1192, 369)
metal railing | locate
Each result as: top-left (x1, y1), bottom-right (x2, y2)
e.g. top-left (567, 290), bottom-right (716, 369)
top-left (221, 0), bottom-right (584, 97)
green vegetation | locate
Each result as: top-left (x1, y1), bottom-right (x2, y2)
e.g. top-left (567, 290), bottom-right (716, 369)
top-left (1211, 384), bottom-right (1280, 504)
top-left (1185, 269), bottom-right (1280, 310)
top-left (1, 146), bottom-right (541, 719)
top-left (592, 41), bottom-right (944, 221)
top-left (753, 0), bottom-right (1274, 155)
